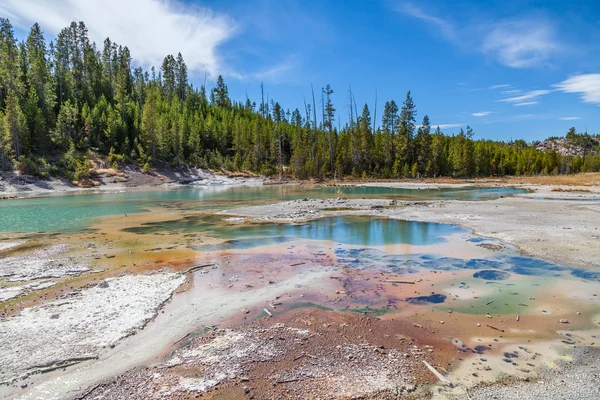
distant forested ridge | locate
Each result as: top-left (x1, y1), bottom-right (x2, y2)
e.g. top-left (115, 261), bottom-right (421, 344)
top-left (1, 19), bottom-right (599, 180)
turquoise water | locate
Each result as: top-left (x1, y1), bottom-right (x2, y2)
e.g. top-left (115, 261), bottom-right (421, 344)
top-left (0, 185), bottom-right (526, 233)
top-left (126, 216), bottom-right (462, 249)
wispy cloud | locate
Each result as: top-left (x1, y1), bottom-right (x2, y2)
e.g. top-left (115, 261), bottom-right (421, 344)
top-left (397, 4), bottom-right (563, 70)
top-left (472, 111), bottom-right (492, 117)
top-left (482, 19), bottom-right (561, 68)
top-left (502, 89), bottom-right (522, 94)
top-left (233, 56), bottom-right (299, 83)
top-left (0, 0), bottom-right (235, 77)
top-left (498, 90), bottom-right (551, 104)
top-left (554, 74), bottom-right (600, 105)
top-left (393, 3), bottom-right (456, 41)
top-left (559, 117), bottom-right (581, 121)
top-left (514, 101), bottom-right (539, 106)
top-left (490, 84), bottom-right (511, 89)
top-left (436, 123), bottom-right (464, 129)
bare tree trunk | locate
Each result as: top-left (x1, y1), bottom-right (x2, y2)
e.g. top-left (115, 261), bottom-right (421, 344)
top-left (303, 96), bottom-right (314, 162)
top-left (278, 130), bottom-right (283, 181)
top-left (311, 84), bottom-right (319, 176)
top-left (372, 88), bottom-right (377, 135)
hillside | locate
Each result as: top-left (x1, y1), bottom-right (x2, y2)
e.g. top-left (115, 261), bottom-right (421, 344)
top-left (533, 133), bottom-right (600, 157)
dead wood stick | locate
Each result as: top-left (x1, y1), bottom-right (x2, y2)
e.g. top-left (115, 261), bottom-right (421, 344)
top-left (486, 324), bottom-right (505, 332)
top-left (422, 360), bottom-right (453, 387)
top-left (291, 262), bottom-right (306, 267)
top-left (184, 263), bottom-right (215, 274)
top-left (276, 378), bottom-right (303, 384)
top-left (380, 280), bottom-right (415, 284)
top-left (293, 353), bottom-right (306, 361)
top-left (263, 308), bottom-right (273, 317)
top-left (38, 361), bottom-right (82, 374)
top-left (30, 356), bottom-right (99, 369)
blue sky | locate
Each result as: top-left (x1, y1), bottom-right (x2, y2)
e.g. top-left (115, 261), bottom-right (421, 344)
top-left (2, 0), bottom-right (600, 141)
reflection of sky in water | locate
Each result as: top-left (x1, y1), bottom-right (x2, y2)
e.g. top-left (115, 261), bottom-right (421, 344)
top-left (125, 212), bottom-right (599, 285)
top-left (132, 216), bottom-right (463, 248)
top-left (334, 247), bottom-right (600, 281)
top-left (0, 185), bottom-right (526, 233)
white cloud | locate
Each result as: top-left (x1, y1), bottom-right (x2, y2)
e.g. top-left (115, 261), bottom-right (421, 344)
top-left (514, 101), bottom-right (539, 106)
top-left (554, 74), bottom-right (600, 105)
top-left (436, 124), bottom-right (464, 129)
top-left (234, 56), bottom-right (298, 83)
top-left (472, 111), bottom-right (492, 117)
top-left (394, 4), bottom-right (456, 41)
top-left (559, 116), bottom-right (581, 121)
top-left (0, 0), bottom-right (235, 77)
top-left (499, 90), bottom-right (550, 104)
top-left (490, 84), bottom-right (511, 89)
top-left (482, 19), bottom-right (561, 68)
top-left (502, 89), bottom-right (522, 94)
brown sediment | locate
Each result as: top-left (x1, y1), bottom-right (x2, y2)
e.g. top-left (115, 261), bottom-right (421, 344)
top-left (83, 307), bottom-right (456, 400)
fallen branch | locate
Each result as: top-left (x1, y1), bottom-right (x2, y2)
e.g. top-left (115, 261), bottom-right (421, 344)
top-left (486, 324), bottom-right (505, 332)
top-left (263, 308), bottom-right (273, 317)
top-left (422, 360), bottom-right (453, 387)
top-left (184, 263), bottom-right (215, 274)
top-left (38, 361), bottom-right (83, 374)
top-left (74, 383), bottom-right (105, 400)
top-left (380, 280), bottom-right (415, 284)
top-left (293, 353), bottom-right (306, 361)
top-left (291, 262), bottom-right (306, 267)
top-left (29, 356), bottom-right (99, 370)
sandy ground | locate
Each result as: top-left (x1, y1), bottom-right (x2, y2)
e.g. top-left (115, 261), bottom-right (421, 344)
top-left (468, 347), bottom-right (600, 400)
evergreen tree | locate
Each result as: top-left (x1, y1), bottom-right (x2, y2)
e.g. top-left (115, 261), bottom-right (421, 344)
top-left (4, 89), bottom-right (28, 159)
top-left (381, 100), bottom-right (398, 170)
top-left (0, 18), bottom-right (22, 106)
top-left (415, 114), bottom-right (431, 175)
top-left (211, 75), bottom-right (230, 108)
top-left (322, 84), bottom-right (335, 176)
top-left (397, 91), bottom-right (416, 174)
top-left (175, 52), bottom-right (187, 102)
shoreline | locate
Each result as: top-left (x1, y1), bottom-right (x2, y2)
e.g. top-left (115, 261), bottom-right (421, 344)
top-left (3, 169), bottom-right (600, 197)
top-left (0, 167), bottom-right (266, 199)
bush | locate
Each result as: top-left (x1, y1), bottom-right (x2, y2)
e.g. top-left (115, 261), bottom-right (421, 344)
top-left (73, 158), bottom-right (91, 181)
top-left (142, 162), bottom-right (151, 173)
top-left (107, 147), bottom-right (125, 169)
top-left (17, 156), bottom-right (52, 178)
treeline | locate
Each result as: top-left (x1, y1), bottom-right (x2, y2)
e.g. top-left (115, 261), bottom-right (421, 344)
top-left (1, 19), bottom-right (599, 180)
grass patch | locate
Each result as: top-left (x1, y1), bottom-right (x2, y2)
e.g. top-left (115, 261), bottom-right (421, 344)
top-left (322, 207), bottom-right (356, 212)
